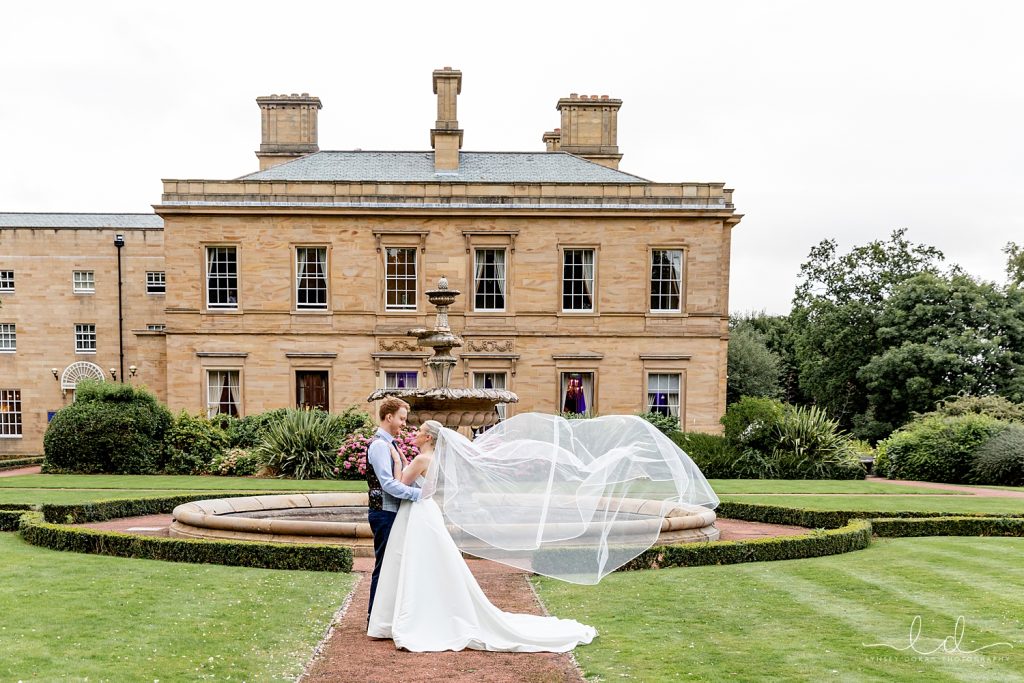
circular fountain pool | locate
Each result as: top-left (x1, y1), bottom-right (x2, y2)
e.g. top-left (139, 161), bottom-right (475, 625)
top-left (170, 493), bottom-right (719, 557)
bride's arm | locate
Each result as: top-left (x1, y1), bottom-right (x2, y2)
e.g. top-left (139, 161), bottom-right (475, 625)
top-left (400, 455), bottom-right (429, 486)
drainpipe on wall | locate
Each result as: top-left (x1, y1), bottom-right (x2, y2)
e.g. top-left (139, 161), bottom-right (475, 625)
top-left (114, 233), bottom-right (125, 383)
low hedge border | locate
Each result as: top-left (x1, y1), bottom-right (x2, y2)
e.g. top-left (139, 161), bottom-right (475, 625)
top-left (0, 510), bottom-right (27, 532)
top-left (619, 519), bottom-right (873, 571)
top-left (0, 456), bottom-right (44, 471)
top-left (0, 503), bottom-right (34, 511)
top-left (40, 492), bottom-right (312, 524)
top-left (872, 516), bottom-right (1024, 537)
top-left (16, 511), bottom-right (353, 572)
top-left (716, 501), bottom-right (1023, 529)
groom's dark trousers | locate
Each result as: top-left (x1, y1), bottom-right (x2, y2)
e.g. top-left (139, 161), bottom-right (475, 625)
top-left (367, 509), bottom-right (397, 616)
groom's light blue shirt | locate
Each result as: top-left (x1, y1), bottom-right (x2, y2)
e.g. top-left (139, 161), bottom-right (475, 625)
top-left (367, 427), bottom-right (421, 511)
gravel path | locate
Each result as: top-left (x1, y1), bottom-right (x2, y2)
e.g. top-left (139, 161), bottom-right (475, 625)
top-left (0, 465), bottom-right (42, 478)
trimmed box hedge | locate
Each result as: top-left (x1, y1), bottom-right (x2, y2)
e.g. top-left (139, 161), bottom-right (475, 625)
top-left (17, 511), bottom-right (352, 572)
top-left (619, 519), bottom-right (873, 570)
top-left (872, 516), bottom-right (1024, 537)
top-left (0, 510), bottom-right (27, 532)
top-left (716, 501), bottom-right (1023, 529)
top-left (40, 492), bottom-right (295, 524)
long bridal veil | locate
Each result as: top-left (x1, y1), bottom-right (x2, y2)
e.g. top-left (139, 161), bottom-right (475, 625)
top-left (423, 413), bottom-right (719, 585)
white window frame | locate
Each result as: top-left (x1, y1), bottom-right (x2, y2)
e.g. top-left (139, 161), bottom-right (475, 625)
top-left (646, 372), bottom-right (682, 423)
top-left (473, 371), bottom-right (508, 420)
top-left (0, 389), bottom-right (22, 438)
top-left (559, 371), bottom-right (596, 416)
top-left (385, 370), bottom-right (419, 390)
top-left (295, 247), bottom-right (329, 311)
top-left (473, 248), bottom-right (507, 312)
top-left (0, 323), bottom-right (14, 353)
top-left (146, 271), bottom-right (166, 295)
top-left (73, 270), bottom-right (95, 294)
top-left (146, 324), bottom-right (166, 332)
top-left (0, 271), bottom-right (13, 293)
top-left (561, 248), bottom-right (596, 313)
top-left (74, 323), bottom-right (96, 354)
top-left (205, 246), bottom-right (238, 310)
top-left (384, 247), bottom-right (418, 311)
top-left (650, 249), bottom-right (684, 313)
top-left (206, 369), bottom-right (241, 418)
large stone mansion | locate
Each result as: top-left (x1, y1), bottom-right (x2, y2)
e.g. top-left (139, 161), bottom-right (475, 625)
top-left (0, 67), bottom-right (742, 455)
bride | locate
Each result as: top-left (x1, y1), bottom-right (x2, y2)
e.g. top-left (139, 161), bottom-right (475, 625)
top-left (366, 413), bottom-right (718, 652)
top-left (366, 418), bottom-right (597, 652)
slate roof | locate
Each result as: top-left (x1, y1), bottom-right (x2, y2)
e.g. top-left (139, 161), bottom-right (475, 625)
top-left (239, 151), bottom-right (649, 184)
top-left (0, 213), bottom-right (164, 229)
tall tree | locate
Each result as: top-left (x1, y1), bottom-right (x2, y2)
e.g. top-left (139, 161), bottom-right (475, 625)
top-left (730, 311), bottom-right (802, 403)
top-left (726, 324), bottom-right (783, 405)
top-left (857, 272), bottom-right (1024, 436)
top-left (1005, 241), bottom-right (1024, 291)
top-left (791, 229), bottom-right (946, 434)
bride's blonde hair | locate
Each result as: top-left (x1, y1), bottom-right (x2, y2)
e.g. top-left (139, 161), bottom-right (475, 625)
top-left (420, 419), bottom-right (443, 443)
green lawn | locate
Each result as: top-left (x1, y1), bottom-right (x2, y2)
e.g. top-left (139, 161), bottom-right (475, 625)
top-left (535, 536), bottom-right (1024, 682)
top-left (0, 533), bottom-right (356, 681)
top-left (0, 474), bottom-right (367, 506)
top-left (719, 494), bottom-right (1024, 516)
top-left (0, 473), bottom-right (368, 491)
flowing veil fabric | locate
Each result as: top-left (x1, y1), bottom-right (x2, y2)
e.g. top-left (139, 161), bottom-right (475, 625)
top-left (423, 413), bottom-right (719, 585)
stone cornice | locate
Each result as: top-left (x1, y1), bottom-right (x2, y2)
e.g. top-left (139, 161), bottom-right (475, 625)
top-left (157, 179), bottom-right (736, 214)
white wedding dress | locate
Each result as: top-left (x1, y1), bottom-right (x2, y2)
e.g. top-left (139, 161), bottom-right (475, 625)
top-left (366, 478), bottom-right (597, 652)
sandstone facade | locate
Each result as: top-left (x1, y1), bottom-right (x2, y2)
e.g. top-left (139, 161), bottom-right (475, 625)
top-left (0, 67), bottom-right (741, 455)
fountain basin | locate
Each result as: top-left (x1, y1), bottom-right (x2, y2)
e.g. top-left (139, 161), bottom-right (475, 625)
top-left (366, 387), bottom-right (519, 428)
top-left (170, 493), bottom-right (718, 557)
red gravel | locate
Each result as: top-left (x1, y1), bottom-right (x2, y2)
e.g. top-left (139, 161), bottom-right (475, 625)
top-left (300, 558), bottom-right (585, 683)
top-left (0, 465), bottom-right (42, 478)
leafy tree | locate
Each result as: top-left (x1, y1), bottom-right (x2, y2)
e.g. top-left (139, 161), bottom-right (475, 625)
top-left (726, 324), bottom-right (783, 405)
top-left (1005, 241), bottom-right (1024, 291)
top-left (730, 311), bottom-right (803, 403)
top-left (791, 229), bottom-right (947, 434)
top-left (857, 272), bottom-right (1024, 436)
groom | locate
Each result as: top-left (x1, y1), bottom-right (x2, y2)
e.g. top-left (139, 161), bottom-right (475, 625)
top-left (365, 396), bottom-right (422, 618)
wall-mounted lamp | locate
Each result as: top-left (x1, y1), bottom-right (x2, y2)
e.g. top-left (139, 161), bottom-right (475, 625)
top-left (109, 368), bottom-right (117, 381)
top-left (51, 368), bottom-right (59, 381)
top-left (128, 364), bottom-right (138, 377)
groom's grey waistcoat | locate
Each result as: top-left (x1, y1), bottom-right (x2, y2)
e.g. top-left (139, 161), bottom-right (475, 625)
top-left (366, 432), bottom-right (402, 512)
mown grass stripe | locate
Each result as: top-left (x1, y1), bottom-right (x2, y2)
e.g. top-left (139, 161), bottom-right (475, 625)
top-left (751, 561), bottom-right (1022, 683)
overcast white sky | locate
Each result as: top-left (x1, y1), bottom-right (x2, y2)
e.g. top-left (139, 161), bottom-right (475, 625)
top-left (2, 1), bottom-right (1021, 314)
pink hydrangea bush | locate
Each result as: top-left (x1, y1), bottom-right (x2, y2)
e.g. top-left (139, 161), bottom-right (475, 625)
top-left (335, 426), bottom-right (420, 480)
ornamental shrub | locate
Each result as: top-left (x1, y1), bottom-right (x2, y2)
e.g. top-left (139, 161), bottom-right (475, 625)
top-left (637, 411), bottom-right (680, 435)
top-left (164, 411), bottom-right (229, 475)
top-left (42, 380), bottom-right (173, 474)
top-left (880, 414), bottom-right (1003, 483)
top-left (230, 408), bottom-right (289, 449)
top-left (670, 431), bottom-right (744, 478)
top-left (970, 423), bottom-right (1024, 486)
top-left (721, 396), bottom-right (786, 453)
top-left (336, 425), bottom-right (419, 480)
top-left (255, 409), bottom-right (350, 479)
top-left (772, 405), bottom-right (866, 480)
top-left (920, 394), bottom-right (1024, 423)
top-left (210, 447), bottom-right (263, 477)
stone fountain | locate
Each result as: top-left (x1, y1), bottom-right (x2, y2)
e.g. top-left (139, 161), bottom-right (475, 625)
top-left (366, 276), bottom-right (518, 429)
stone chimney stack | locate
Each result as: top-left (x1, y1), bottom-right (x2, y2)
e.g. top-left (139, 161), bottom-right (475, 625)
top-left (256, 93), bottom-right (322, 171)
top-left (431, 67), bottom-right (463, 173)
top-left (555, 93), bottom-right (622, 169)
top-left (542, 128), bottom-right (562, 152)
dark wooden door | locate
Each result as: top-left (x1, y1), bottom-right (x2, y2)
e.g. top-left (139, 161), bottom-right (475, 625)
top-left (296, 371), bottom-right (329, 410)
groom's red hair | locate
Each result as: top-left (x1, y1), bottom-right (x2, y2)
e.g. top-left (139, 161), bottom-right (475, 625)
top-left (378, 396), bottom-right (410, 421)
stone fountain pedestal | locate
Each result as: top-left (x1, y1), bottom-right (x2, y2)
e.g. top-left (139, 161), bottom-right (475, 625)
top-left (367, 277), bottom-right (518, 429)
